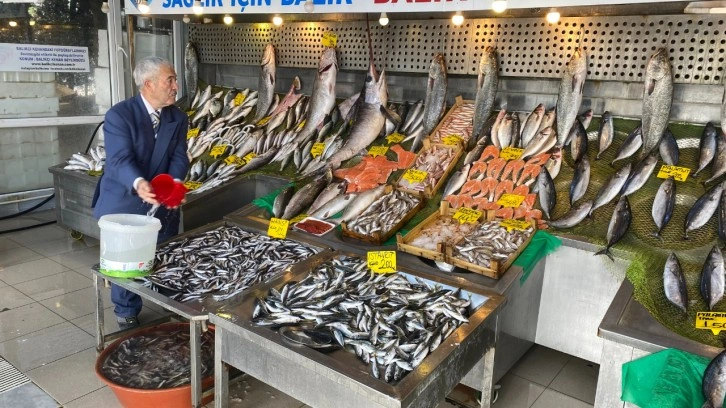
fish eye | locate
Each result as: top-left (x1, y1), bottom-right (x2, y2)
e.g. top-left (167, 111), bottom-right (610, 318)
top-left (366, 75), bottom-right (373, 81)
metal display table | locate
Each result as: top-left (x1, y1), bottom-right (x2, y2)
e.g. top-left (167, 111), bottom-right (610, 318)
top-left (211, 251), bottom-right (506, 408)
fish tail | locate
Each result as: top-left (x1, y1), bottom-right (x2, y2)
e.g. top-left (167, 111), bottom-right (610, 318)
top-left (702, 401), bottom-right (714, 408)
top-left (651, 231), bottom-right (664, 242)
top-left (594, 247), bottom-right (614, 261)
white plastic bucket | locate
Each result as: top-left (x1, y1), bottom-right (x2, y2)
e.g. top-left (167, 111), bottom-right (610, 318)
top-left (98, 214), bottom-right (161, 278)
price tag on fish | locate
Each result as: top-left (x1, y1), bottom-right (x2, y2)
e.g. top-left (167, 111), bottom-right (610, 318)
top-left (290, 214), bottom-right (308, 224)
top-left (368, 145), bottom-right (389, 158)
top-left (367, 251), bottom-right (397, 274)
top-left (310, 142), bottom-right (326, 158)
top-left (657, 165), bottom-right (690, 182)
top-left (442, 134), bottom-right (462, 146)
top-left (242, 152), bottom-right (256, 164)
top-left (186, 128), bottom-right (200, 139)
top-left (497, 193), bottom-right (525, 208)
top-left (224, 155), bottom-right (245, 167)
top-left (268, 217), bottom-right (290, 239)
top-left (297, 120), bottom-right (306, 130)
top-left (500, 219), bottom-right (531, 232)
top-left (257, 116), bottom-right (272, 126)
top-left (87, 169), bottom-right (103, 177)
top-left (209, 145), bottom-right (227, 159)
top-left (321, 31), bottom-right (338, 48)
top-left (386, 132), bottom-right (404, 144)
top-left (186, 110), bottom-right (195, 117)
top-left (183, 181), bottom-right (203, 191)
top-left (695, 311), bottom-right (726, 335)
top-left (234, 93), bottom-right (246, 106)
top-left (453, 207), bottom-right (482, 224)
top-left (500, 147), bottom-right (524, 161)
top-left (402, 169), bottom-right (428, 184)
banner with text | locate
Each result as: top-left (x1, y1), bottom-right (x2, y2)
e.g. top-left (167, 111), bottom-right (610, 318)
top-left (0, 43), bottom-right (90, 73)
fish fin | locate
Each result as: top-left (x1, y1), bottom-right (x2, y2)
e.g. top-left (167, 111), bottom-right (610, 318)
top-left (646, 78), bottom-right (656, 96)
top-left (594, 248), bottom-right (614, 261)
top-left (650, 231), bottom-right (664, 242)
top-left (381, 105), bottom-right (402, 125)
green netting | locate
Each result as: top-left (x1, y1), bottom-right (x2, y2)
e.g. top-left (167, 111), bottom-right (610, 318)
top-left (251, 182), bottom-right (294, 216)
top-left (621, 348), bottom-right (712, 408)
top-left (514, 230), bottom-right (562, 285)
top-left (549, 117), bottom-right (725, 347)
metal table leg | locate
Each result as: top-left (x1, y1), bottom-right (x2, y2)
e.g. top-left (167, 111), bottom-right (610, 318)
top-left (214, 328), bottom-right (229, 408)
top-left (478, 345), bottom-right (496, 408)
top-left (94, 274), bottom-right (105, 352)
top-left (190, 320), bottom-right (202, 408)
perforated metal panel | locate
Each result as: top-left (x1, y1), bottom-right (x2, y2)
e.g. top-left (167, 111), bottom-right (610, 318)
top-left (189, 14), bottom-right (726, 85)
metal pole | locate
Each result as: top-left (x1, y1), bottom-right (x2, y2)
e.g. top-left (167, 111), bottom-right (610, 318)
top-left (94, 274), bottom-right (105, 352)
top-left (106, 0), bottom-right (125, 105)
top-left (127, 15), bottom-right (136, 97)
top-left (190, 320), bottom-right (202, 407)
top-left (172, 20), bottom-right (185, 99)
top-left (214, 329), bottom-right (229, 408)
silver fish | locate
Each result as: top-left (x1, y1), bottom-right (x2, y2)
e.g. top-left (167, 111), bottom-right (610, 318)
top-left (685, 183), bottom-right (724, 239)
top-left (658, 128), bottom-right (679, 166)
top-left (549, 200), bottom-right (593, 229)
top-left (621, 150), bottom-right (659, 196)
top-left (308, 180), bottom-right (347, 215)
top-left (706, 126), bottom-right (726, 185)
top-left (695, 123), bottom-right (718, 177)
top-left (347, 190), bottom-right (421, 237)
top-left (700, 245), bottom-right (725, 311)
top-left (473, 47), bottom-right (499, 142)
top-left (184, 42), bottom-right (199, 104)
top-left (295, 48), bottom-right (338, 145)
top-left (311, 193), bottom-right (358, 221)
top-left (536, 167), bottom-right (556, 220)
top-left (273, 186), bottom-right (295, 218)
top-left (702, 349), bottom-right (726, 408)
top-left (569, 119), bottom-right (588, 163)
top-left (422, 54), bottom-right (448, 136)
top-left (521, 126), bottom-right (556, 161)
top-left (443, 164), bottom-right (470, 197)
top-left (596, 111), bottom-right (614, 160)
top-left (464, 139), bottom-right (486, 166)
top-left (490, 109), bottom-right (507, 149)
top-left (719, 189), bottom-right (726, 244)
top-left (590, 162), bottom-right (632, 216)
top-left (497, 115), bottom-right (514, 148)
top-left (282, 169), bottom-right (332, 220)
top-left (594, 195), bottom-right (631, 261)
top-left (556, 48), bottom-right (588, 147)
top-left (454, 220), bottom-right (533, 269)
top-left (538, 108), bottom-right (556, 135)
top-left (544, 147), bottom-right (563, 180)
top-left (254, 44), bottom-right (277, 122)
top-left (520, 104), bottom-right (545, 148)
top-left (611, 125), bottom-right (642, 166)
top-left (570, 156), bottom-right (590, 205)
top-left (640, 48), bottom-right (673, 159)
top-left (510, 112), bottom-right (521, 148)
top-left (652, 177), bottom-right (675, 239)
top-left (663, 253), bottom-right (687, 313)
top-left (340, 184), bottom-right (387, 223)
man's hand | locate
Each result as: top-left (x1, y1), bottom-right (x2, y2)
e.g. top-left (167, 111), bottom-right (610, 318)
top-left (136, 179), bottom-right (160, 206)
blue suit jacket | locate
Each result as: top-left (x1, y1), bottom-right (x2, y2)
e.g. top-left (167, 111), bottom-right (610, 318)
top-left (92, 94), bottom-right (189, 239)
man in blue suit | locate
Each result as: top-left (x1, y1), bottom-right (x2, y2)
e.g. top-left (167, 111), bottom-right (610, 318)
top-left (92, 56), bottom-right (189, 330)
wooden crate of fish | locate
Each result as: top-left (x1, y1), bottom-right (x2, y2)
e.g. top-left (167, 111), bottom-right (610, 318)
top-left (396, 139), bottom-right (463, 199)
top-left (428, 96), bottom-right (475, 146)
top-left (341, 185), bottom-right (424, 245)
top-left (396, 201), bottom-right (486, 263)
top-left (445, 218), bottom-right (535, 279)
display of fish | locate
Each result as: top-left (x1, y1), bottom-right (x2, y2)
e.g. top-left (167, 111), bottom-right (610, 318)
top-left (701, 245), bottom-right (725, 311)
top-left (63, 147), bottom-right (105, 172)
top-left (521, 127), bottom-right (556, 160)
top-left (570, 156), bottom-right (590, 205)
top-left (658, 128), bottom-right (679, 166)
top-left (473, 47), bottom-right (499, 142)
top-left (340, 184), bottom-right (388, 223)
top-left (282, 169), bottom-right (332, 220)
top-left (422, 54), bottom-right (448, 136)
top-left (145, 225), bottom-right (318, 302)
top-left (536, 167), bottom-right (556, 220)
top-left (544, 147), bottom-right (563, 180)
top-left (594, 195), bottom-right (631, 261)
top-left (346, 189), bottom-right (421, 237)
top-left (397, 145), bottom-right (457, 192)
top-left (409, 216), bottom-right (478, 251)
top-left (564, 109), bottom-right (593, 147)
top-left (596, 111), bottom-right (614, 160)
top-left (520, 104), bottom-right (545, 148)
top-left (590, 163), bottom-right (632, 216)
top-left (443, 164), bottom-right (470, 197)
top-left (703, 349), bottom-right (726, 408)
top-left (295, 48), bottom-right (339, 146)
top-left (662, 253), bottom-right (688, 313)
top-left (556, 48), bottom-right (588, 147)
top-left (307, 181), bottom-right (347, 215)
top-left (621, 150), bottom-right (659, 196)
top-left (706, 125), bottom-right (726, 185)
top-left (272, 186), bottom-right (294, 218)
top-left (252, 255), bottom-right (473, 383)
top-left (184, 41), bottom-right (199, 104)
top-left (549, 200), bottom-right (593, 229)
top-left (310, 193), bottom-right (358, 220)
top-left (254, 44), bottom-right (276, 122)
top-left (452, 220), bottom-right (533, 270)
top-left (685, 183), bottom-right (724, 239)
top-left (640, 48), bottom-right (673, 159)
top-left (570, 119), bottom-right (589, 163)
top-left (652, 177), bottom-right (675, 239)
top-left (430, 103), bottom-right (475, 146)
top-left (695, 123), bottom-right (718, 177)
top-left (101, 328), bottom-right (214, 389)
top-left (611, 125), bottom-right (642, 166)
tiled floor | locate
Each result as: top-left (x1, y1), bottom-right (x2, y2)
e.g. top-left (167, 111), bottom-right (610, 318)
top-left (0, 211), bottom-right (598, 407)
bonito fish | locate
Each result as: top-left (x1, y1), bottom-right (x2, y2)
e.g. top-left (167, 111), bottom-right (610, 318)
top-left (640, 48), bottom-right (673, 159)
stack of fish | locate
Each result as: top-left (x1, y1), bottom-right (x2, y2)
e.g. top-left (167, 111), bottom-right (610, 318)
top-left (429, 103), bottom-right (475, 145)
top-left (143, 225), bottom-right (318, 302)
top-left (345, 189), bottom-right (421, 239)
top-left (397, 144), bottom-right (459, 193)
top-left (62, 146), bottom-right (105, 173)
top-left (252, 255), bottom-right (472, 383)
top-left (101, 328), bottom-right (214, 389)
top-left (407, 216), bottom-right (479, 252)
top-left (452, 220), bottom-right (534, 270)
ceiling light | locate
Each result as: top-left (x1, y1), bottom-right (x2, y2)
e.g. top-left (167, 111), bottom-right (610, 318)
top-left (492, 0), bottom-right (507, 13)
top-left (223, 14), bottom-right (233, 24)
top-left (29, 20), bottom-right (35, 26)
top-left (546, 10), bottom-right (561, 24)
top-left (192, 0), bottom-right (204, 15)
top-left (101, 1), bottom-right (110, 13)
top-left (272, 15), bottom-right (283, 26)
top-left (452, 11), bottom-right (464, 26)
top-left (379, 12), bottom-right (389, 26)
top-left (137, 0), bottom-right (150, 14)
top-left (8, 21), bottom-right (17, 27)
top-left (203, 17), bottom-right (212, 24)
top-left (684, 1), bottom-right (726, 13)
top-left (182, 14), bottom-right (190, 23)
top-left (304, 0), bottom-right (314, 13)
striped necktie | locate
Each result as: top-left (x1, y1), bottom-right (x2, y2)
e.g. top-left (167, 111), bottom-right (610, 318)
top-left (150, 110), bottom-right (160, 133)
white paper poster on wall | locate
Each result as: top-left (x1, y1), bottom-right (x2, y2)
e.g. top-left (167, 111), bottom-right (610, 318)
top-left (0, 43), bottom-right (90, 73)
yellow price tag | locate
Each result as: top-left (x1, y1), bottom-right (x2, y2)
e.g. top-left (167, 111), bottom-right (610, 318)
top-left (290, 214), bottom-right (308, 224)
top-left (497, 193), bottom-right (525, 208)
top-left (500, 147), bottom-right (524, 161)
top-left (500, 219), bottom-right (531, 232)
top-left (209, 145), bottom-right (227, 159)
top-left (87, 170), bottom-right (103, 177)
top-left (184, 181), bottom-right (203, 191)
top-left (367, 251), bottom-right (397, 274)
top-left (452, 207), bottom-right (482, 224)
top-left (311, 142), bottom-right (326, 158)
top-left (257, 116), bottom-right (272, 126)
top-left (368, 145), bottom-right (389, 158)
top-left (442, 134), bottom-right (462, 146)
top-left (187, 128), bottom-right (200, 140)
top-left (297, 120), bottom-right (307, 130)
top-left (657, 165), bottom-right (690, 182)
top-left (402, 169), bottom-right (428, 184)
top-left (186, 110), bottom-right (196, 117)
top-left (268, 217), bottom-right (290, 239)
top-left (321, 31), bottom-right (338, 48)
top-left (234, 93), bottom-right (246, 106)
top-left (386, 132), bottom-right (405, 144)
top-left (242, 152), bottom-right (257, 164)
top-left (695, 312), bottom-right (726, 335)
top-left (224, 155), bottom-right (245, 167)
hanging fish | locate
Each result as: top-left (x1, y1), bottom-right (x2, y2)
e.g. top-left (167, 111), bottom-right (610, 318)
top-left (556, 48), bottom-right (588, 147)
top-left (640, 48), bottom-right (673, 159)
top-left (594, 195), bottom-right (631, 261)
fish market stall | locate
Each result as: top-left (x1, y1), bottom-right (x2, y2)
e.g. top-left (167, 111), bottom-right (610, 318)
top-left (210, 251), bottom-right (506, 408)
top-left (92, 220), bottom-right (326, 407)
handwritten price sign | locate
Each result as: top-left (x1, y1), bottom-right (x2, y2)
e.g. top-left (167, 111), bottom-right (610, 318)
top-left (209, 145), bottom-right (227, 159)
top-left (500, 219), bottom-right (531, 232)
top-left (224, 155), bottom-right (245, 167)
top-left (87, 170), bottom-right (103, 177)
top-left (257, 116), bottom-right (272, 126)
top-left (322, 31), bottom-right (338, 48)
top-left (403, 169), bottom-right (428, 184)
top-left (242, 152), bottom-right (256, 164)
top-left (183, 181), bottom-right (203, 191)
top-left (500, 147), bottom-right (524, 161)
top-left (386, 132), bottom-right (404, 144)
top-left (268, 218), bottom-right (290, 239)
top-left (657, 165), bottom-right (690, 182)
top-left (453, 207), bottom-right (482, 224)
top-left (695, 311), bottom-right (726, 335)
top-left (186, 128), bottom-right (200, 139)
top-left (497, 193), bottom-right (525, 208)
top-left (234, 93), bottom-right (246, 106)
top-left (310, 142), bottom-right (326, 158)
top-left (368, 145), bottom-right (389, 158)
top-left (367, 251), bottom-right (397, 274)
